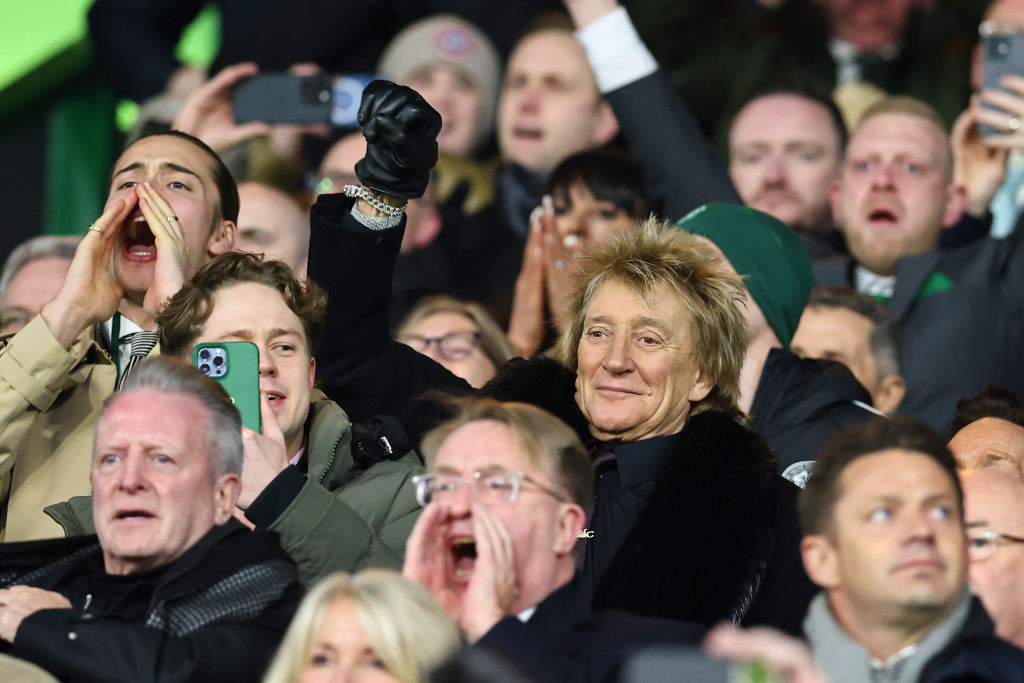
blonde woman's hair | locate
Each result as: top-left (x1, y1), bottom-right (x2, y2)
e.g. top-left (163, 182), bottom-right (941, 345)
top-left (555, 217), bottom-right (748, 417)
top-left (396, 295), bottom-right (515, 371)
top-left (263, 570), bottom-right (461, 683)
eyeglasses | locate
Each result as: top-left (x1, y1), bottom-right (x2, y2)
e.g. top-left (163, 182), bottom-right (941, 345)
top-left (411, 469), bottom-right (569, 507)
top-left (398, 331), bottom-right (482, 362)
top-left (967, 528), bottom-right (1024, 561)
top-left (980, 20), bottom-right (1023, 38)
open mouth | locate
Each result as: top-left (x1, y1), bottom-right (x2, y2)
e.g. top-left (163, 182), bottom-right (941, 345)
top-left (449, 536), bottom-right (477, 578)
top-left (263, 391), bottom-right (285, 408)
top-left (123, 214), bottom-right (157, 261)
top-left (867, 208), bottom-right (898, 225)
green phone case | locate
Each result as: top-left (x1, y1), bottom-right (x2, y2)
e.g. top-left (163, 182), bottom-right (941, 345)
top-left (192, 342), bottom-right (261, 432)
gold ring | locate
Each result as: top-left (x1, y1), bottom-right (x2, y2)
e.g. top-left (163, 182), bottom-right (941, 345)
top-left (167, 215), bottom-right (179, 222)
top-left (87, 224), bottom-right (103, 235)
top-left (1010, 116), bottom-right (1021, 132)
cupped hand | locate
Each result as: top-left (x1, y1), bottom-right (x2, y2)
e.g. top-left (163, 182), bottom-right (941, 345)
top-left (41, 193), bottom-right (136, 348)
top-left (402, 502), bottom-right (463, 618)
top-left (460, 503), bottom-right (517, 642)
top-left (137, 182), bottom-right (189, 317)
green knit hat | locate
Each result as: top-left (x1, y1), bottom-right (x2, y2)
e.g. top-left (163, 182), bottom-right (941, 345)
top-left (676, 203), bottom-right (812, 347)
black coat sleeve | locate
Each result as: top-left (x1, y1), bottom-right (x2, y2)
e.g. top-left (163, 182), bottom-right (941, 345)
top-left (87, 0), bottom-right (207, 102)
top-left (11, 595), bottom-right (298, 683)
top-left (308, 194), bottom-right (472, 442)
top-left (605, 70), bottom-right (741, 221)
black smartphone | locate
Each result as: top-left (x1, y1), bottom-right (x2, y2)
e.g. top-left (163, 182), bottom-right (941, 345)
top-left (979, 33), bottom-right (1024, 137)
top-left (192, 342), bottom-right (262, 433)
top-left (233, 73), bottom-right (377, 128)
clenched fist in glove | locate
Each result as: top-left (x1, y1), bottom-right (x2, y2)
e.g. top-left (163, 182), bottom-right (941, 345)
top-left (355, 80), bottom-right (442, 200)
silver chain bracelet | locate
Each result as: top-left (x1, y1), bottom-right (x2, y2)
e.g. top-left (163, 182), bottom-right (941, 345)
top-left (342, 184), bottom-right (408, 217)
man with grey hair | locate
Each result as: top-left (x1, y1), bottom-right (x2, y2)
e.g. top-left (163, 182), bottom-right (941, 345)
top-left (0, 357), bottom-right (301, 682)
top-left (0, 236), bottom-right (78, 337)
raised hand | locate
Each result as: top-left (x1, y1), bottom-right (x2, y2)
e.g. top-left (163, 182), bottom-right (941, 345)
top-left (507, 207), bottom-right (549, 357)
top-left (41, 193), bottom-right (136, 348)
top-left (172, 62), bottom-right (272, 152)
top-left (562, 0), bottom-right (621, 29)
top-left (237, 394), bottom-right (290, 511)
top-left (539, 195), bottom-right (578, 335)
top-left (355, 80), bottom-right (442, 199)
top-left (953, 96), bottom-right (1010, 218)
top-left (136, 182), bottom-right (190, 317)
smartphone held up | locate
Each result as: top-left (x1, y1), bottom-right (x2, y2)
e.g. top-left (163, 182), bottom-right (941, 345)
top-left (979, 30), bottom-right (1024, 137)
top-left (193, 341), bottom-right (262, 433)
top-left (233, 72), bottom-right (378, 128)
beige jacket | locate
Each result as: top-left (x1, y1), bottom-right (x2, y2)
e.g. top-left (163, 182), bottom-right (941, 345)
top-left (0, 315), bottom-right (156, 541)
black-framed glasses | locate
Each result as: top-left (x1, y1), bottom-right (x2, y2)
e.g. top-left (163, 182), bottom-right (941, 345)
top-left (398, 331), bottom-right (482, 362)
top-left (967, 528), bottom-right (1024, 561)
top-left (412, 469), bottom-right (569, 507)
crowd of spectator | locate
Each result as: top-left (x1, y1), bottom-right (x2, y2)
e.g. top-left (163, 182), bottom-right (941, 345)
top-left (2, 0), bottom-right (1024, 681)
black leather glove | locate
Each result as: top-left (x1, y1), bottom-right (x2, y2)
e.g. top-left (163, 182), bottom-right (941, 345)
top-left (355, 80), bottom-right (442, 200)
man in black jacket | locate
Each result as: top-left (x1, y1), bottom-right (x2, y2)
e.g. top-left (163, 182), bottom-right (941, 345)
top-left (678, 202), bottom-right (876, 482)
top-left (0, 357), bottom-right (301, 682)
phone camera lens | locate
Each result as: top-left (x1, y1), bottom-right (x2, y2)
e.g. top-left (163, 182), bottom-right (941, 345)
top-left (199, 364), bottom-right (210, 374)
top-left (213, 355), bottom-right (224, 367)
top-left (199, 349), bottom-right (210, 360)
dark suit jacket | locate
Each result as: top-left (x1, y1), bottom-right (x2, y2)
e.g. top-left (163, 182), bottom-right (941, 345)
top-left (476, 575), bottom-right (704, 683)
top-left (814, 236), bottom-right (1024, 432)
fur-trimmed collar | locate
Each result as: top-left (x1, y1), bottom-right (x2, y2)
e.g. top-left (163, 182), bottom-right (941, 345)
top-left (483, 357), bottom-right (784, 627)
top-left (594, 411), bottom-right (779, 626)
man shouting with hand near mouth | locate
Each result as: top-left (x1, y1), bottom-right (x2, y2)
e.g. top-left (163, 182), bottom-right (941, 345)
top-left (0, 131), bottom-right (237, 541)
top-left (403, 399), bottom-right (702, 682)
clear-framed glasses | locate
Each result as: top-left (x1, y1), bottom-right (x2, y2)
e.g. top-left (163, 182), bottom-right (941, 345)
top-left (967, 528), bottom-right (1024, 561)
top-left (980, 19), bottom-right (1023, 38)
top-left (412, 469), bottom-right (569, 507)
top-left (398, 331), bottom-right (482, 362)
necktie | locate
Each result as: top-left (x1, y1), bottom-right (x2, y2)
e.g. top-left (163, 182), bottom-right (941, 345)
top-left (115, 331), bottom-right (158, 390)
top-left (576, 445), bottom-right (618, 567)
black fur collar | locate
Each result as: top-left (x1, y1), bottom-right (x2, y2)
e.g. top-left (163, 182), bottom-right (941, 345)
top-left (593, 410), bottom-right (778, 627)
top-left (483, 357), bottom-right (783, 626)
